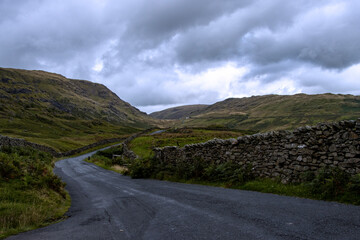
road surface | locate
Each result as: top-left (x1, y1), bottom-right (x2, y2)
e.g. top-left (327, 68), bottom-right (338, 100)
top-left (7, 150), bottom-right (360, 240)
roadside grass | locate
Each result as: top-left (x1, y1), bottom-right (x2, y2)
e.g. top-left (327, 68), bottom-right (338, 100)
top-left (178, 177), bottom-right (360, 205)
top-left (85, 145), bottom-right (128, 175)
top-left (127, 158), bottom-right (360, 205)
top-left (156, 178), bottom-right (311, 199)
top-left (0, 183), bottom-right (70, 239)
top-left (0, 147), bottom-right (70, 239)
top-left (56, 140), bottom-right (125, 161)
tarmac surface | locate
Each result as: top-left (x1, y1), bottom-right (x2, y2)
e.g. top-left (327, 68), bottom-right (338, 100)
top-left (7, 149), bottom-right (360, 240)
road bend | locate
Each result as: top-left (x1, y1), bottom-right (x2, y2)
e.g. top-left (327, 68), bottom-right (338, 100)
top-left (7, 150), bottom-right (360, 240)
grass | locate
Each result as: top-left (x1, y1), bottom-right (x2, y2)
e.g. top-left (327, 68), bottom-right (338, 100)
top-left (0, 146), bottom-right (70, 239)
top-left (85, 145), bottom-right (129, 174)
top-left (0, 182), bottom-right (70, 239)
top-left (85, 158), bottom-right (128, 175)
top-left (157, 178), bottom-right (310, 199)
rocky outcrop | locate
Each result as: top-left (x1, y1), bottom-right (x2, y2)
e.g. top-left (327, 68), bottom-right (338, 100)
top-left (153, 119), bottom-right (360, 182)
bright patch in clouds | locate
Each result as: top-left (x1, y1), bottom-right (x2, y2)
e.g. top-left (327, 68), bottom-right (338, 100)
top-left (92, 61), bottom-right (104, 72)
top-left (175, 63), bottom-right (247, 100)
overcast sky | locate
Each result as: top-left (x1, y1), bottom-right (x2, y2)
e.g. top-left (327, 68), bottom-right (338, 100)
top-left (1, 0), bottom-right (360, 113)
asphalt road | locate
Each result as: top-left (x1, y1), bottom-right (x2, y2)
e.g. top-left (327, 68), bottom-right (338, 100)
top-left (7, 150), bottom-right (360, 240)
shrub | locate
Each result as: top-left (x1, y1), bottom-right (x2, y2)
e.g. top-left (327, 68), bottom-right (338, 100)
top-left (0, 153), bottom-right (22, 179)
top-left (348, 174), bottom-right (360, 195)
top-left (94, 145), bottom-right (123, 159)
top-left (307, 167), bottom-right (350, 200)
top-left (0, 146), bottom-right (65, 195)
top-left (128, 157), bottom-right (157, 179)
top-left (204, 162), bottom-right (254, 185)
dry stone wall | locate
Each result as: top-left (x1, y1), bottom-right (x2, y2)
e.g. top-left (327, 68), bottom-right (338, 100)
top-left (0, 135), bottom-right (61, 157)
top-left (153, 119), bottom-right (360, 182)
top-left (0, 135), bottom-right (124, 157)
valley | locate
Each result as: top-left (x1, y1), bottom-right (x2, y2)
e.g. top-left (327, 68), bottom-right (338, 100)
top-left (1, 68), bottom-right (360, 239)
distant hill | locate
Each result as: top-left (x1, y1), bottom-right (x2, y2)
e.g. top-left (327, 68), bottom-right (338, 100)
top-left (150, 104), bottom-right (208, 119)
top-left (0, 68), bottom-right (154, 151)
top-left (169, 94), bottom-right (360, 132)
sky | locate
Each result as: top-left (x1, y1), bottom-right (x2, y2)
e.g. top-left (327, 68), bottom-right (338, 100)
top-left (1, 0), bottom-right (360, 113)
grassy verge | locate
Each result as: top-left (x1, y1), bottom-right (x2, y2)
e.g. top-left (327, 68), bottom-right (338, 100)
top-left (56, 140), bottom-right (125, 161)
top-left (0, 147), bottom-right (70, 239)
top-left (85, 145), bottom-right (128, 175)
top-left (126, 157), bottom-right (360, 205)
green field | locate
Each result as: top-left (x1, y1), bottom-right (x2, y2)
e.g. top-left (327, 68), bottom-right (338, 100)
top-left (128, 128), bottom-right (247, 159)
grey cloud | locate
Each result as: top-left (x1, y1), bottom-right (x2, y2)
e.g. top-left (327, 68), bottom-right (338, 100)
top-left (174, 0), bottom-right (319, 65)
top-left (0, 0), bottom-right (359, 111)
top-left (240, 0), bottom-right (360, 70)
top-left (124, 0), bottom-right (252, 39)
top-left (0, 0), bottom-right (112, 72)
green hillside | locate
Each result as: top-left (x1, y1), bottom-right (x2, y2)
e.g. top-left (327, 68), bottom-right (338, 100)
top-left (0, 68), bottom-right (155, 152)
top-left (150, 104), bottom-right (208, 119)
top-left (173, 94), bottom-right (360, 132)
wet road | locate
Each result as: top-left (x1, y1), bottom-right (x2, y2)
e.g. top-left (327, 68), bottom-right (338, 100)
top-left (7, 150), bottom-right (360, 239)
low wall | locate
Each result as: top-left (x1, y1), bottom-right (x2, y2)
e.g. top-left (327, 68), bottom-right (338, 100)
top-left (153, 119), bottom-right (360, 182)
top-left (0, 135), bottom-right (60, 157)
top-left (0, 135), bottom-right (125, 158)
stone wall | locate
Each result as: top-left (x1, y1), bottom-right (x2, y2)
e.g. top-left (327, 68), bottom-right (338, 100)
top-left (0, 135), bottom-right (61, 157)
top-left (0, 135), bottom-right (125, 158)
top-left (153, 119), bottom-right (360, 182)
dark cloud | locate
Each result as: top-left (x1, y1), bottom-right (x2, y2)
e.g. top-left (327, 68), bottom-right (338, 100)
top-left (0, 0), bottom-right (359, 112)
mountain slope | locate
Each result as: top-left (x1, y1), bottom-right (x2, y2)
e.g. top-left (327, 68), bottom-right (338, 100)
top-left (175, 94), bottom-right (360, 131)
top-left (0, 68), bottom-right (154, 151)
top-left (150, 104), bottom-right (208, 119)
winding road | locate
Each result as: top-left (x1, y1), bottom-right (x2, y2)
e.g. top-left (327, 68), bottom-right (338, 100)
top-left (7, 149), bottom-right (360, 240)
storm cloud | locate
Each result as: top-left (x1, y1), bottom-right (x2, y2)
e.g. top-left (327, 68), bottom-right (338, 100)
top-left (1, 0), bottom-right (359, 112)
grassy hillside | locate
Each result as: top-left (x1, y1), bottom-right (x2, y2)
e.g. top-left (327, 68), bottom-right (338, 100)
top-left (150, 104), bottom-right (208, 119)
top-left (0, 146), bottom-right (70, 239)
top-left (0, 68), bottom-right (155, 152)
top-left (177, 94), bottom-right (360, 132)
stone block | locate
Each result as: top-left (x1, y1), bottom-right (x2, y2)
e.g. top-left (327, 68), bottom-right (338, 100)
top-left (345, 153), bottom-right (356, 158)
top-left (329, 144), bottom-right (337, 152)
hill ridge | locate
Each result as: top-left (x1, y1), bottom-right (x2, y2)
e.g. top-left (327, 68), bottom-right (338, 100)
top-left (152, 93), bottom-right (360, 132)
